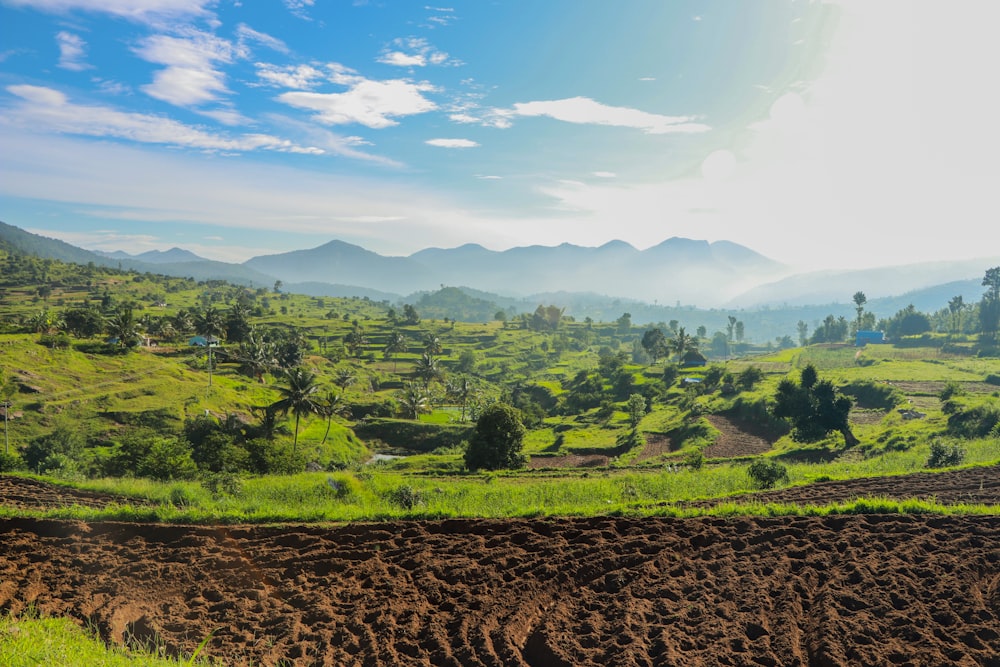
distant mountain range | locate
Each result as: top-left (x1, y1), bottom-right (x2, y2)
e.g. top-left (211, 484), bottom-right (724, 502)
top-left (1, 220), bottom-right (997, 318)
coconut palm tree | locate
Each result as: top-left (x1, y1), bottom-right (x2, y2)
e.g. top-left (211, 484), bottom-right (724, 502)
top-left (268, 367), bottom-right (323, 453)
top-left (383, 330), bottom-right (408, 371)
top-left (320, 389), bottom-right (352, 444)
top-left (397, 382), bottom-right (430, 420)
top-left (414, 352), bottom-right (442, 387)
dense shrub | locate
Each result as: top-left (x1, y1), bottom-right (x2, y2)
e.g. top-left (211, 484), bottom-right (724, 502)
top-left (0, 451), bottom-right (22, 472)
top-left (946, 404), bottom-right (1000, 438)
top-left (840, 380), bottom-right (904, 410)
top-left (747, 459), bottom-right (789, 489)
top-left (926, 440), bottom-right (965, 468)
top-left (464, 403), bottom-right (526, 471)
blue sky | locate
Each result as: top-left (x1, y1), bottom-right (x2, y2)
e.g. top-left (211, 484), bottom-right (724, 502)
top-left (1, 1), bottom-right (997, 270)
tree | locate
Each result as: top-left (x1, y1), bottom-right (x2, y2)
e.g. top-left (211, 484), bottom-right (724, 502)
top-left (447, 375), bottom-right (475, 421)
top-left (726, 315), bottom-right (737, 342)
top-left (233, 327), bottom-right (277, 382)
top-left (395, 382), bottom-right (430, 420)
top-left (414, 352), bottom-right (442, 387)
top-left (382, 330), bottom-right (407, 371)
top-left (320, 389), bottom-right (351, 444)
top-left (343, 324), bottom-right (368, 357)
top-left (422, 333), bottom-right (443, 357)
top-left (734, 321), bottom-right (745, 344)
top-left (464, 403), bottom-right (526, 471)
top-left (772, 364), bottom-right (858, 446)
top-left (797, 320), bottom-right (809, 347)
top-left (948, 295), bottom-right (965, 333)
top-left (105, 306), bottom-right (142, 350)
top-left (852, 291), bottom-right (867, 332)
top-left (625, 393), bottom-right (647, 430)
top-left (980, 267), bottom-right (1000, 341)
top-left (63, 306), bottom-right (104, 338)
top-left (671, 327), bottom-right (693, 361)
top-left (884, 304), bottom-right (931, 339)
top-left (402, 304), bottom-right (420, 325)
top-left (641, 328), bottom-right (668, 364)
top-left (195, 306), bottom-right (226, 384)
top-left (616, 312), bottom-right (632, 333)
top-left (268, 367), bottom-right (323, 453)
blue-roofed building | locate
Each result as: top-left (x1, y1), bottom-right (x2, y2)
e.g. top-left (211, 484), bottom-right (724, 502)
top-left (855, 330), bottom-right (885, 347)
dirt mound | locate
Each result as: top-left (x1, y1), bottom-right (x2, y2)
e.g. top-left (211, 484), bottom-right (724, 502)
top-left (1, 514), bottom-right (999, 666)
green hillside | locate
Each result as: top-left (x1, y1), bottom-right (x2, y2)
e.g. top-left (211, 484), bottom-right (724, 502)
top-left (0, 245), bottom-right (998, 522)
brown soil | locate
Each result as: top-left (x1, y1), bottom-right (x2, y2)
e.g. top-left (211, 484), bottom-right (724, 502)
top-left (527, 454), bottom-right (609, 469)
top-left (0, 475), bottom-right (149, 510)
top-left (703, 415), bottom-right (778, 459)
top-left (2, 473), bottom-right (1000, 666)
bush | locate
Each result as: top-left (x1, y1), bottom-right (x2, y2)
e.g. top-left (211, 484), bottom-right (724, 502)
top-left (747, 459), bottom-right (789, 489)
top-left (926, 440), bottom-right (965, 468)
top-left (464, 403), bottom-right (527, 471)
top-left (385, 484), bottom-right (425, 510)
top-left (946, 404), bottom-right (1000, 438)
top-left (841, 380), bottom-right (904, 410)
top-left (0, 451), bottom-right (22, 472)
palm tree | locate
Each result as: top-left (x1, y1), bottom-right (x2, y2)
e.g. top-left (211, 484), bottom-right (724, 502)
top-left (423, 334), bottom-right (443, 357)
top-left (268, 367), bottom-right (324, 453)
top-left (397, 382), bottom-right (430, 420)
top-left (383, 330), bottom-right (408, 371)
top-left (195, 306), bottom-right (226, 385)
top-left (106, 306), bottom-right (142, 350)
top-left (948, 295), bottom-right (965, 333)
top-left (447, 375), bottom-right (474, 422)
top-left (414, 352), bottom-right (442, 387)
top-left (234, 327), bottom-right (277, 382)
top-left (320, 389), bottom-right (352, 444)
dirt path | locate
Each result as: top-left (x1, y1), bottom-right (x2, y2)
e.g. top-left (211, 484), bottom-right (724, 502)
top-left (1, 472), bottom-right (1000, 666)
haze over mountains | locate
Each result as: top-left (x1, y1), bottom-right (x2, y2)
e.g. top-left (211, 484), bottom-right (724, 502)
top-left (1, 221), bottom-right (996, 315)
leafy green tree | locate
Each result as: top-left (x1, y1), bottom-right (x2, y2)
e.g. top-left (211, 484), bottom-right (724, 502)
top-left (625, 393), bottom-right (647, 429)
top-left (980, 266), bottom-right (1000, 341)
top-left (726, 315), bottom-right (737, 342)
top-left (796, 320), bottom-right (809, 346)
top-left (736, 366), bottom-right (764, 391)
top-left (948, 295), bottom-right (965, 333)
top-left (884, 304), bottom-right (931, 339)
top-left (402, 304), bottom-right (420, 325)
top-left (62, 306), bottom-right (104, 338)
top-left (343, 324), bottom-right (368, 357)
top-left (225, 302), bottom-right (253, 343)
top-left (422, 333), bottom-right (443, 357)
top-left (232, 327), bottom-right (277, 382)
top-left (616, 312), bottom-right (632, 333)
top-left (464, 403), bottom-right (527, 471)
top-left (641, 328), bottom-right (668, 364)
top-left (852, 291), bottom-right (867, 332)
top-left (268, 367), bottom-right (324, 453)
top-left (773, 364), bottom-right (858, 446)
top-left (747, 459), bottom-right (789, 489)
top-left (672, 327), bottom-right (693, 361)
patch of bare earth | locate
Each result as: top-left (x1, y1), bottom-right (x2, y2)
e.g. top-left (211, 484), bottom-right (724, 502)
top-left (527, 454), bottom-right (609, 469)
top-left (634, 434), bottom-right (674, 462)
top-left (703, 414), bottom-right (778, 459)
top-left (2, 471), bottom-right (1000, 666)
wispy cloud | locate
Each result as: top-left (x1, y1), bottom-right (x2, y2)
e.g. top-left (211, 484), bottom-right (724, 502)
top-left (423, 5), bottom-right (456, 28)
top-left (254, 63), bottom-right (325, 89)
top-left (235, 23), bottom-right (288, 55)
top-left (56, 31), bottom-right (91, 71)
top-left (512, 97), bottom-right (709, 134)
top-left (378, 37), bottom-right (458, 67)
top-left (4, 0), bottom-right (211, 22)
top-left (133, 31), bottom-right (235, 106)
top-left (425, 138), bottom-right (478, 148)
top-left (278, 66), bottom-right (438, 128)
top-left (3, 84), bottom-right (323, 154)
top-left (283, 0), bottom-right (315, 20)
top-left (593, 171), bottom-right (616, 178)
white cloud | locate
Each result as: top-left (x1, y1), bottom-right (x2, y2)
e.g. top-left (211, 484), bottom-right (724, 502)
top-left (283, 0), bottom-right (315, 20)
top-left (512, 97), bottom-right (710, 134)
top-left (134, 32), bottom-right (235, 106)
top-left (425, 138), bottom-right (478, 148)
top-left (5, 0), bottom-right (211, 22)
top-left (378, 37), bottom-right (457, 67)
top-left (593, 171), bottom-right (616, 178)
top-left (3, 84), bottom-right (323, 154)
top-left (254, 63), bottom-right (324, 89)
top-left (56, 31), bottom-right (90, 71)
top-left (235, 24), bottom-right (288, 55)
top-left (278, 76), bottom-right (438, 128)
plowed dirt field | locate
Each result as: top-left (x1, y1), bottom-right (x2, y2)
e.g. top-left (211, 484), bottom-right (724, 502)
top-left (2, 472), bottom-right (1000, 667)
